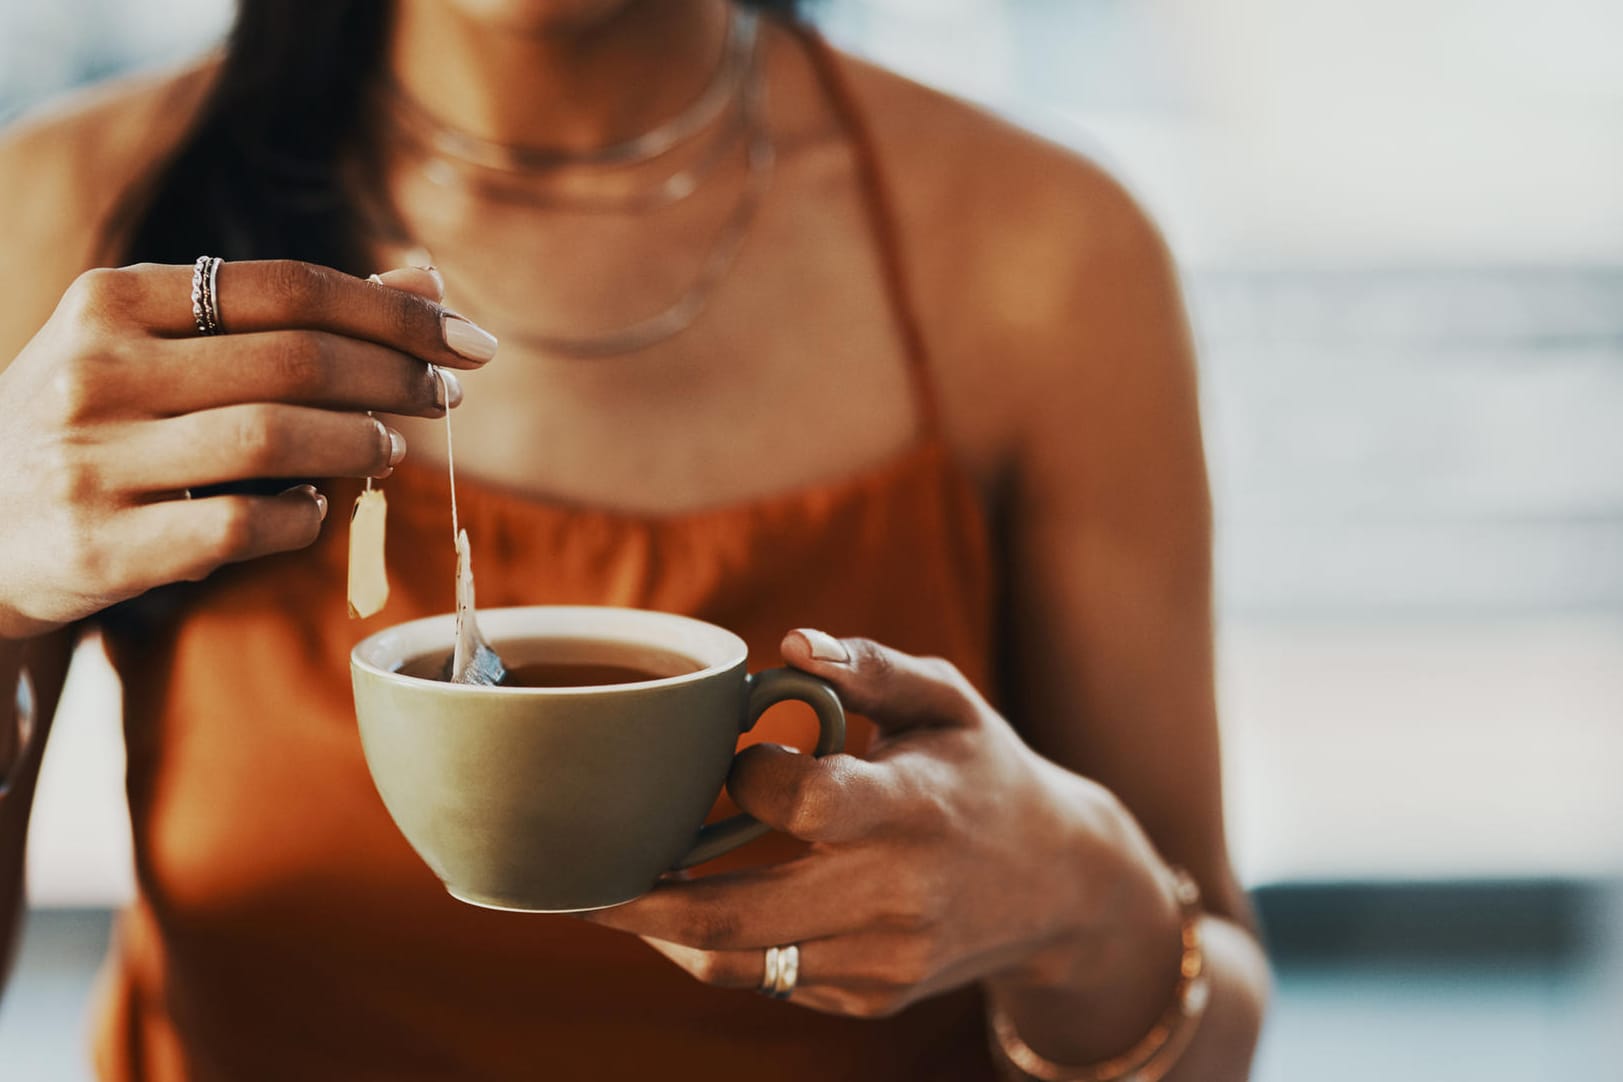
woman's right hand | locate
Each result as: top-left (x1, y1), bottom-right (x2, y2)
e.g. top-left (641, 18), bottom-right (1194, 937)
top-left (0, 259), bottom-right (497, 640)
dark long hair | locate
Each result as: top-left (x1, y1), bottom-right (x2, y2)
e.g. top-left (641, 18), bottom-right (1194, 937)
top-left (116, 0), bottom-right (803, 272)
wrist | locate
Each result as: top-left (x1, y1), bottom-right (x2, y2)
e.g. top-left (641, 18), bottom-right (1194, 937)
top-left (987, 770), bottom-right (1186, 1062)
top-left (988, 868), bottom-right (1209, 1081)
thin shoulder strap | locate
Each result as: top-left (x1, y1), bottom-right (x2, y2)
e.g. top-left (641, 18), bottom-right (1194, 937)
top-left (792, 24), bottom-right (944, 441)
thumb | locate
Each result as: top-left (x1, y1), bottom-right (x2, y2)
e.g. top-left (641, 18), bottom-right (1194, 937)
top-left (780, 630), bottom-right (984, 736)
top-left (368, 264), bottom-right (445, 303)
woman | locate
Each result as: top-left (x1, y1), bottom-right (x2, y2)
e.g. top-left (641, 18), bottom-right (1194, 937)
top-left (0, 0), bottom-right (1269, 1078)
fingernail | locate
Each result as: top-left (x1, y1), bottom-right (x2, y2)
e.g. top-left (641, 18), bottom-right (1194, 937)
top-left (414, 263), bottom-right (446, 292)
top-left (280, 484), bottom-right (328, 520)
top-left (386, 427), bottom-right (407, 467)
top-left (437, 366), bottom-right (464, 409)
top-left (795, 628), bottom-right (849, 663)
top-left (443, 313), bottom-right (498, 363)
top-left (366, 273), bottom-right (384, 284)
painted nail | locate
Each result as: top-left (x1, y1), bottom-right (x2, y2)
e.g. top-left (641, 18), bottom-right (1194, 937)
top-left (386, 427), bottom-right (407, 467)
top-left (795, 628), bottom-right (849, 663)
top-left (280, 484), bottom-right (328, 520)
top-left (442, 313), bottom-right (498, 363)
top-left (366, 273), bottom-right (384, 284)
top-left (437, 366), bottom-right (464, 409)
top-left (414, 264), bottom-right (446, 293)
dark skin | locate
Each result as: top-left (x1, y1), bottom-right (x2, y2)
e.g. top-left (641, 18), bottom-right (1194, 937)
top-left (0, 0), bottom-right (1268, 1074)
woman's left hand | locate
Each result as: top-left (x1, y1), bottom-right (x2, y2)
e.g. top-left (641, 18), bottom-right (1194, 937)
top-left (581, 629), bottom-right (1178, 1019)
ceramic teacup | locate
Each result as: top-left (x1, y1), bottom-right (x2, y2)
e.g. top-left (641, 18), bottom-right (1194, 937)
top-left (351, 606), bottom-right (845, 912)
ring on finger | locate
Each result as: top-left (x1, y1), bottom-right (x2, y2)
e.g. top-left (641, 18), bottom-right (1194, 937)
top-left (190, 255), bottom-right (225, 336)
top-left (760, 944), bottom-right (800, 1000)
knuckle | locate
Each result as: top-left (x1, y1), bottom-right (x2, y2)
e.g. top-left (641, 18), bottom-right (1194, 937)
top-left (50, 340), bottom-right (129, 419)
top-left (918, 655), bottom-right (963, 688)
top-left (271, 332), bottom-right (329, 395)
top-left (782, 772), bottom-right (837, 839)
top-left (57, 515), bottom-right (110, 591)
top-left (919, 655), bottom-right (980, 716)
top-left (60, 267), bottom-right (129, 322)
top-left (856, 640), bottom-right (895, 682)
top-left (227, 406), bottom-right (285, 472)
top-left (882, 871), bottom-right (941, 934)
top-left (385, 290), bottom-right (433, 348)
top-left (266, 260), bottom-right (329, 312)
top-left (681, 909), bottom-right (740, 951)
top-left (204, 499), bottom-right (260, 560)
top-left (40, 439), bottom-right (104, 506)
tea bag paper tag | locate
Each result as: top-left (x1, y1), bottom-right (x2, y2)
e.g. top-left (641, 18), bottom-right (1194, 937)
top-left (347, 488), bottom-right (390, 619)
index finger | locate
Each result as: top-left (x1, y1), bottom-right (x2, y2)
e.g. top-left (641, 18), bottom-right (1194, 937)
top-left (119, 260), bottom-right (498, 369)
top-left (582, 855), bottom-right (881, 950)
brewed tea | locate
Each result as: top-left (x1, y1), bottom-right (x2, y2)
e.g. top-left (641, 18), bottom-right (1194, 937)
top-left (399, 637), bottom-right (703, 688)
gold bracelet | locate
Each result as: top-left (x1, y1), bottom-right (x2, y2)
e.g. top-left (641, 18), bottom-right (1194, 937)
top-left (0, 667), bottom-right (36, 798)
top-left (988, 867), bottom-right (1210, 1082)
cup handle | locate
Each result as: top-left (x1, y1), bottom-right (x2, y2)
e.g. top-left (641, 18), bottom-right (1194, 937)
top-left (674, 668), bottom-right (846, 870)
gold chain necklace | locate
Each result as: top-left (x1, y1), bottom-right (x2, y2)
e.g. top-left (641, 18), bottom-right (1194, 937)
top-left (372, 14), bottom-right (775, 358)
top-left (380, 10), bottom-right (758, 214)
top-left (385, 10), bottom-right (757, 173)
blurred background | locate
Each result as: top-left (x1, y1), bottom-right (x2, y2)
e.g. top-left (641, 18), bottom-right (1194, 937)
top-left (3, 0), bottom-right (1621, 1078)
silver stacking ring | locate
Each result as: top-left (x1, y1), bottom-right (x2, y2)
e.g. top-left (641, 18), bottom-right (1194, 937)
top-left (191, 255), bottom-right (224, 335)
top-left (760, 944), bottom-right (800, 1000)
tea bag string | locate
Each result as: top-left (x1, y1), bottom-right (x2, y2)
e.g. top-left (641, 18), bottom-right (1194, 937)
top-left (437, 365), bottom-right (461, 543)
top-left (364, 417), bottom-right (376, 492)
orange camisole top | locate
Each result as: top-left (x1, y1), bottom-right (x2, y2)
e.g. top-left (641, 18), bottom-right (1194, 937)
top-left (93, 30), bottom-right (1001, 1082)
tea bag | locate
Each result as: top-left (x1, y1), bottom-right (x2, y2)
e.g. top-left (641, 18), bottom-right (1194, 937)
top-left (434, 367), bottom-right (507, 686)
top-left (445, 527), bottom-right (506, 686)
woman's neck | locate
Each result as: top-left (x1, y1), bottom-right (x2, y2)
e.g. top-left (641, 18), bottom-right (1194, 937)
top-left (387, 0), bottom-right (733, 153)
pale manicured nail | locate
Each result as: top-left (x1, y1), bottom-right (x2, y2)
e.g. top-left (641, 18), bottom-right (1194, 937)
top-left (386, 427), bottom-right (407, 467)
top-left (437, 366), bottom-right (464, 409)
top-left (280, 484), bottom-right (328, 520)
top-left (366, 273), bottom-right (384, 284)
top-left (795, 628), bottom-right (849, 663)
top-left (414, 264), bottom-right (446, 293)
top-left (442, 313), bottom-right (498, 362)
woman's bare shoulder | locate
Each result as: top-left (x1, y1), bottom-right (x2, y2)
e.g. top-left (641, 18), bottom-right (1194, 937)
top-left (832, 50), bottom-right (1183, 469)
top-left (0, 59), bottom-right (218, 356)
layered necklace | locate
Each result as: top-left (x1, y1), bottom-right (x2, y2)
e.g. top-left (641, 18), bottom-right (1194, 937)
top-left (367, 9), bottom-right (772, 357)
